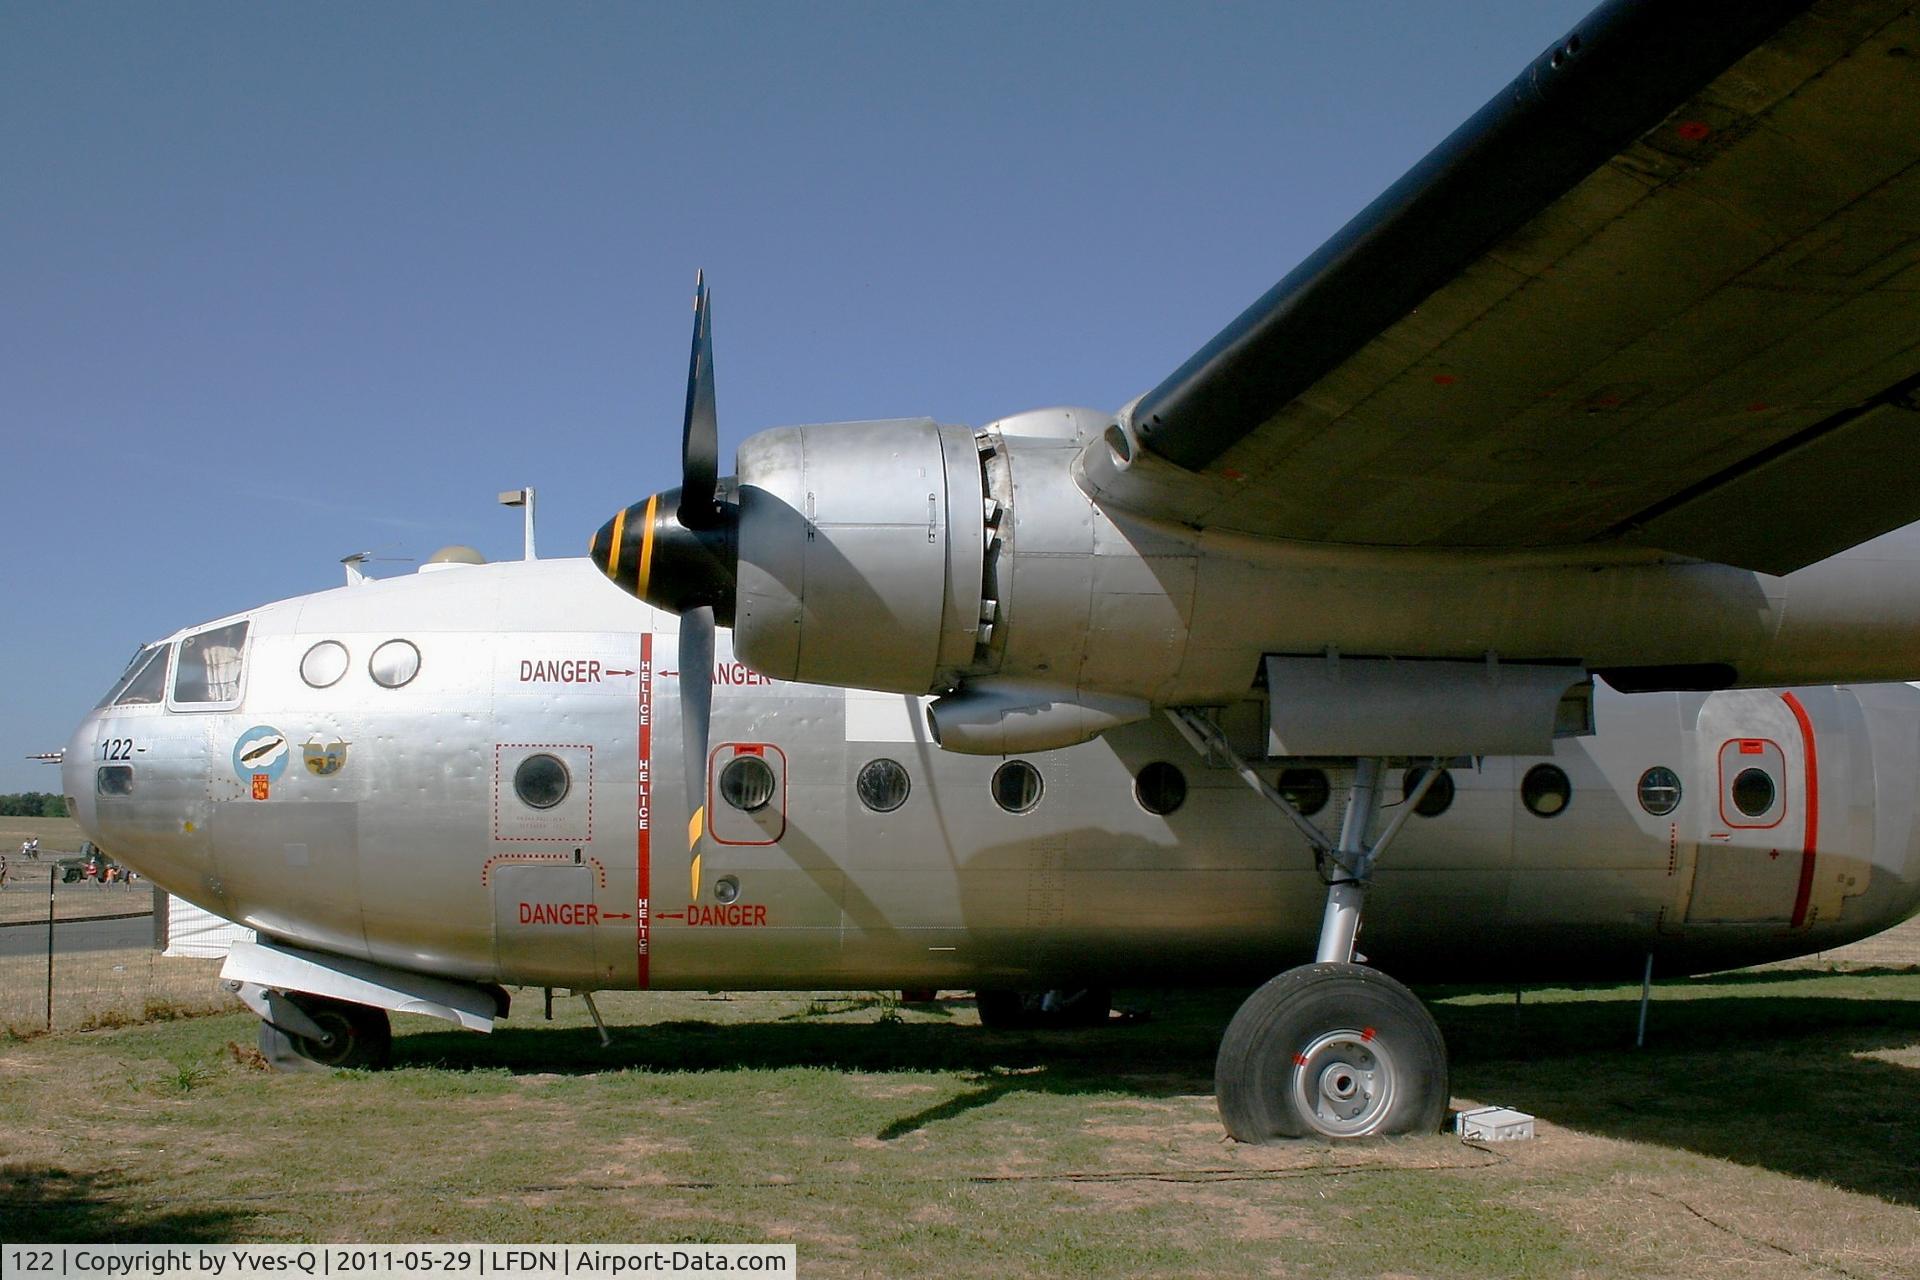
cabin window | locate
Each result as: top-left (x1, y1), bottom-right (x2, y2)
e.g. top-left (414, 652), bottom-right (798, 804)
top-left (171, 621), bottom-right (248, 705)
top-left (96, 765), bottom-right (133, 796)
top-left (1521, 763), bottom-right (1572, 817)
top-left (369, 639), bottom-right (421, 689)
top-left (1637, 766), bottom-right (1681, 816)
top-left (991, 760), bottom-right (1043, 814)
top-left (513, 753), bottom-right (571, 810)
top-left (98, 645), bottom-right (170, 708)
top-left (719, 756), bottom-right (776, 812)
top-left (300, 640), bottom-right (350, 689)
top-left (1402, 766), bottom-right (1454, 818)
top-left (856, 758), bottom-right (911, 813)
top-left (1277, 767), bottom-right (1330, 817)
top-left (1731, 767), bottom-right (1775, 818)
top-left (1133, 761), bottom-right (1187, 816)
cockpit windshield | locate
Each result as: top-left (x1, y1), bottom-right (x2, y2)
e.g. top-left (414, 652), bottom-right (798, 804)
top-left (95, 645), bottom-right (170, 708)
top-left (173, 620), bottom-right (249, 705)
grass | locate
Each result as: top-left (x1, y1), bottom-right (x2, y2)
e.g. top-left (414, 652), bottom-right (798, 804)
top-left (0, 815), bottom-right (84, 854)
top-left (0, 969), bottom-right (1916, 1277)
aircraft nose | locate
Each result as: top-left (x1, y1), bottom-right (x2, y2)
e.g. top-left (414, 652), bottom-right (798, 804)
top-left (591, 488), bottom-right (737, 623)
top-left (63, 704), bottom-right (216, 904)
top-left (60, 714), bottom-right (99, 840)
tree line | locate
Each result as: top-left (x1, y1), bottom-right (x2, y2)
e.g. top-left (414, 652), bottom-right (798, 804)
top-left (0, 792), bottom-right (68, 817)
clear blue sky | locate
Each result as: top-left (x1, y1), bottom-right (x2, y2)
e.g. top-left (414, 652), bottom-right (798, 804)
top-left (1, 0), bottom-right (1592, 791)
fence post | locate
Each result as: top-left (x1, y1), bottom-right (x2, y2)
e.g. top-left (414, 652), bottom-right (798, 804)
top-left (45, 864), bottom-right (55, 1032)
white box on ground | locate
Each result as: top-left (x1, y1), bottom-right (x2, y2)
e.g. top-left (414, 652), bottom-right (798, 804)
top-left (1456, 1106), bottom-right (1536, 1141)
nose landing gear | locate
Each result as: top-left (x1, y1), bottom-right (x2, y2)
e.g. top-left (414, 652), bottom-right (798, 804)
top-left (258, 994), bottom-right (393, 1071)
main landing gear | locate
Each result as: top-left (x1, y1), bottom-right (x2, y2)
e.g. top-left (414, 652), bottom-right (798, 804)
top-left (1168, 713), bottom-right (1452, 1141)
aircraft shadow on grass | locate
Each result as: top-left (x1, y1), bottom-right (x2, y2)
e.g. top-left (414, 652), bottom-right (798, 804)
top-left (0, 1163), bottom-right (255, 1243)
top-left (388, 972), bottom-right (1920, 1204)
top-left (1438, 972), bottom-right (1920, 1209)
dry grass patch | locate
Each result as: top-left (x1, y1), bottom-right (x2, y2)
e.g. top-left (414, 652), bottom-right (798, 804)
top-left (0, 975), bottom-right (1915, 1278)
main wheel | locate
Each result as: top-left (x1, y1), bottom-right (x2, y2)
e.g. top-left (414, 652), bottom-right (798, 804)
top-left (285, 995), bottom-right (392, 1069)
top-left (974, 987), bottom-right (1111, 1029)
top-left (1216, 963), bottom-right (1448, 1141)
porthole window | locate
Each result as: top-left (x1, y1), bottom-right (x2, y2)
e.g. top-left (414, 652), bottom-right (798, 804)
top-left (513, 753), bottom-right (570, 810)
top-left (1134, 761), bottom-right (1187, 816)
top-left (300, 640), bottom-right (350, 689)
top-left (1402, 766), bottom-right (1455, 818)
top-left (1521, 763), bottom-right (1572, 818)
top-left (1731, 767), bottom-right (1775, 818)
top-left (991, 760), bottom-right (1043, 814)
top-left (1277, 767), bottom-right (1330, 817)
top-left (1637, 766), bottom-right (1682, 817)
top-left (96, 765), bottom-right (133, 796)
top-left (369, 639), bottom-right (421, 688)
top-left (856, 758), bottom-right (911, 813)
top-left (719, 755), bottom-right (777, 812)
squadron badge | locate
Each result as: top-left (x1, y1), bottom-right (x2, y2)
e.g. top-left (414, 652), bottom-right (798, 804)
top-left (303, 737), bottom-right (350, 777)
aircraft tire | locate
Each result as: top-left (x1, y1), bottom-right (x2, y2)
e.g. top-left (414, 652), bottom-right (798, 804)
top-left (974, 987), bottom-right (1111, 1029)
top-left (1215, 963), bottom-right (1447, 1142)
top-left (286, 995), bottom-right (393, 1070)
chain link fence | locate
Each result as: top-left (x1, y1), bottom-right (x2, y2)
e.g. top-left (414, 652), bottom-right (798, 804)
top-left (0, 865), bottom-right (235, 1035)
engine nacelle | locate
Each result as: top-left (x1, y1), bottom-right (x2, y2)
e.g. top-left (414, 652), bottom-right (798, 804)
top-left (733, 418), bottom-right (988, 694)
top-left (925, 680), bottom-right (1150, 755)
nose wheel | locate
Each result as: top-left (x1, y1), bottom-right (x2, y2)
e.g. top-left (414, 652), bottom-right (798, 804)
top-left (1216, 963), bottom-right (1447, 1141)
top-left (258, 994), bottom-right (393, 1071)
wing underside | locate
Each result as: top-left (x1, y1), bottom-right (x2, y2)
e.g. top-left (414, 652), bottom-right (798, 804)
top-left (1111, 0), bottom-right (1920, 576)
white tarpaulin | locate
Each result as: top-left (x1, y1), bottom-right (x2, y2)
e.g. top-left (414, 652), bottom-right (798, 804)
top-left (164, 896), bottom-right (255, 958)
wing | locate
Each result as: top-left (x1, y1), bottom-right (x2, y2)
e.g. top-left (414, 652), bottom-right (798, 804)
top-left (1094, 0), bottom-right (1920, 576)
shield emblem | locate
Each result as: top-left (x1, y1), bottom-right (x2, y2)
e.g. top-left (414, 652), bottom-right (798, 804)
top-left (303, 738), bottom-right (349, 777)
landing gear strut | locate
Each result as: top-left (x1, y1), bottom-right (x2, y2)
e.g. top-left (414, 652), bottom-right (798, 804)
top-left (1168, 712), bottom-right (1452, 1141)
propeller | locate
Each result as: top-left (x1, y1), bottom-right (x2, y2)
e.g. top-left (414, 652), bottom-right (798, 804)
top-left (591, 272), bottom-right (740, 900)
top-left (680, 272), bottom-right (720, 526)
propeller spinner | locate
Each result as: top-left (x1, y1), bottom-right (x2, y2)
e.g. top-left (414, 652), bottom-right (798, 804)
top-left (591, 273), bottom-right (740, 898)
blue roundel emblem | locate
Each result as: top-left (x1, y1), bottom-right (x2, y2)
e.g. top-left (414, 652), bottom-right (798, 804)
top-left (232, 725), bottom-right (291, 783)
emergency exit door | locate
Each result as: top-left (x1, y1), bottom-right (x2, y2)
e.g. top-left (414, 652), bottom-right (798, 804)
top-left (1685, 693), bottom-right (1810, 925)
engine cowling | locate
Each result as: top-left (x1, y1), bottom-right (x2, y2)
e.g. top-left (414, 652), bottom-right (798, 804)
top-left (595, 406), bottom-right (1196, 750)
top-left (732, 418), bottom-right (989, 695)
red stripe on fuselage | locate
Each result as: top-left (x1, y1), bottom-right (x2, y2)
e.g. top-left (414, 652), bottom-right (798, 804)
top-left (637, 632), bottom-right (653, 986)
top-left (1781, 691), bottom-right (1819, 929)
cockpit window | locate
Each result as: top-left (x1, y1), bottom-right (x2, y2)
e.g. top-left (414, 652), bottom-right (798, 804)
top-left (171, 620), bottom-right (250, 705)
top-left (96, 645), bottom-right (170, 708)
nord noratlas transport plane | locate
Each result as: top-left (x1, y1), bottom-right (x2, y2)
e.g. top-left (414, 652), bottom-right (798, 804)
top-left (62, 0), bottom-right (1920, 1139)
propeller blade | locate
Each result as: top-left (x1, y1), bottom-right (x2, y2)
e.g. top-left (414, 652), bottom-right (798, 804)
top-left (679, 272), bottom-right (719, 526)
top-left (680, 604), bottom-right (716, 899)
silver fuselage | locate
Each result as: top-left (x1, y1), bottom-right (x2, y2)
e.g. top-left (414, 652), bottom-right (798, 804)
top-left (65, 557), bottom-right (1920, 991)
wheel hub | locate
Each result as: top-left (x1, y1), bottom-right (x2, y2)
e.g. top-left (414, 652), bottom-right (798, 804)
top-left (1291, 1029), bottom-right (1397, 1137)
